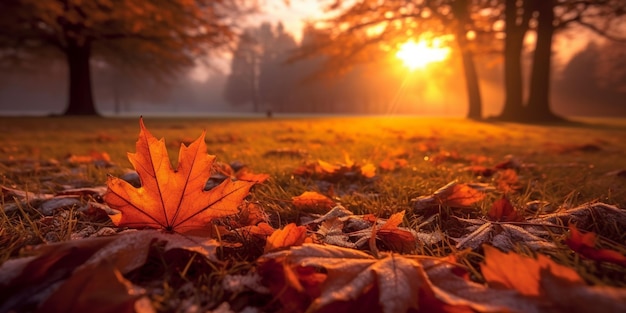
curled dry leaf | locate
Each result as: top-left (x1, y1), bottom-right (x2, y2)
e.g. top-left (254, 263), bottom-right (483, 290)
top-left (0, 230), bottom-right (219, 312)
top-left (104, 118), bottom-right (259, 234)
top-left (376, 211), bottom-right (417, 253)
top-left (412, 181), bottom-right (485, 210)
top-left (565, 224), bottom-right (626, 267)
top-left (38, 261), bottom-right (153, 313)
top-left (264, 223), bottom-right (308, 253)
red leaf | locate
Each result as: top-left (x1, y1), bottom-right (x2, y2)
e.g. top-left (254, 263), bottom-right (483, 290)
top-left (565, 224), bottom-right (626, 266)
top-left (487, 197), bottom-right (523, 222)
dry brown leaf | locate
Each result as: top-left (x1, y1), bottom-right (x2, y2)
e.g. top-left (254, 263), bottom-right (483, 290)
top-left (0, 231), bottom-right (219, 312)
top-left (263, 244), bottom-right (539, 313)
top-left (274, 244), bottom-right (423, 313)
top-left (104, 118), bottom-right (259, 234)
top-left (37, 261), bottom-right (152, 313)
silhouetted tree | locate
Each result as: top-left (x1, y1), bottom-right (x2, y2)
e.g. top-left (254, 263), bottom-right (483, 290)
top-left (258, 23), bottom-right (298, 112)
top-left (554, 41), bottom-right (626, 116)
top-left (0, 0), bottom-right (244, 115)
top-left (496, 0), bottom-right (626, 122)
top-left (294, 0), bottom-right (493, 119)
top-left (224, 23), bottom-right (299, 112)
top-left (224, 30), bottom-right (261, 110)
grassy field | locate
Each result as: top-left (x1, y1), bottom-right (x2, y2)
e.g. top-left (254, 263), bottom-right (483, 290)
top-left (1, 115), bottom-right (626, 311)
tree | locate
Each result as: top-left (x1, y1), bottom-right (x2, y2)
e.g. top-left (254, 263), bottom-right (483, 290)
top-left (496, 0), bottom-right (626, 122)
top-left (224, 22), bottom-right (298, 113)
top-left (223, 30), bottom-right (261, 111)
top-left (257, 23), bottom-right (298, 112)
top-left (0, 0), bottom-right (241, 116)
top-left (295, 0), bottom-right (492, 119)
top-left (497, 0), bottom-right (534, 120)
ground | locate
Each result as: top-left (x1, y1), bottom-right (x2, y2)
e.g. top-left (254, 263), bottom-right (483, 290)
top-left (1, 116), bottom-right (625, 312)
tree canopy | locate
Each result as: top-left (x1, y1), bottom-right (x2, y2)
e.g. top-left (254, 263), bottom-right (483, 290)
top-left (0, 0), bottom-right (245, 115)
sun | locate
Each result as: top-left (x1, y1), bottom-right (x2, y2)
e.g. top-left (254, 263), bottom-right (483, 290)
top-left (395, 38), bottom-right (451, 70)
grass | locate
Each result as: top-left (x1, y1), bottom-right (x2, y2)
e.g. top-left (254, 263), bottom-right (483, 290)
top-left (1, 115), bottom-right (626, 310)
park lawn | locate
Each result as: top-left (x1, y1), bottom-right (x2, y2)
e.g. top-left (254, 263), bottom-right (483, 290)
top-left (1, 115), bottom-right (626, 311)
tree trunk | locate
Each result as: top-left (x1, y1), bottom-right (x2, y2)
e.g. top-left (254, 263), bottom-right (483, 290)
top-left (526, 0), bottom-right (562, 122)
top-left (498, 0), bottom-right (532, 121)
top-left (64, 40), bottom-right (98, 116)
top-left (459, 46), bottom-right (482, 120)
top-left (452, 0), bottom-right (482, 120)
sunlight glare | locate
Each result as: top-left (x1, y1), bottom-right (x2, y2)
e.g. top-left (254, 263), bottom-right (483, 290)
top-left (396, 38), bottom-right (451, 70)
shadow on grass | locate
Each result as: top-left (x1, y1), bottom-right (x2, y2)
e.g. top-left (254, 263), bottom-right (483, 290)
top-left (481, 115), bottom-right (626, 131)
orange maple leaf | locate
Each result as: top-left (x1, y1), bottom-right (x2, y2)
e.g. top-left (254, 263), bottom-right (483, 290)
top-left (481, 245), bottom-right (626, 312)
top-left (264, 223), bottom-right (308, 253)
top-left (104, 118), bottom-right (259, 234)
top-left (481, 245), bottom-right (582, 297)
top-left (565, 224), bottom-right (626, 267)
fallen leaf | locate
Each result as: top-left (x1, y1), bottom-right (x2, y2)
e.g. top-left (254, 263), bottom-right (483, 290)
top-left (236, 222), bottom-right (276, 240)
top-left (565, 224), bottom-right (626, 266)
top-left (378, 157), bottom-right (408, 172)
top-left (454, 218), bottom-right (555, 251)
top-left (482, 245), bottom-right (582, 297)
top-left (494, 169), bottom-right (519, 194)
top-left (316, 218), bottom-right (356, 248)
top-left (263, 244), bottom-right (539, 313)
top-left (377, 211), bottom-right (417, 253)
top-left (293, 158), bottom-right (377, 182)
top-left (104, 118), bottom-right (259, 234)
top-left (264, 223), bottom-right (307, 253)
top-left (292, 191), bottom-right (335, 213)
top-left (67, 151), bottom-right (112, 167)
top-left (488, 197), bottom-right (523, 222)
top-left (318, 160), bottom-right (341, 174)
top-left (257, 257), bottom-right (325, 312)
top-left (359, 163), bottom-right (377, 178)
top-left (0, 231), bottom-right (219, 312)
top-left (38, 261), bottom-right (152, 313)
top-left (412, 181), bottom-right (485, 210)
top-left (481, 245), bottom-right (626, 312)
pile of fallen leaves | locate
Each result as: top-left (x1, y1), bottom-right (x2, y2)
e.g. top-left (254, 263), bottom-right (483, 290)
top-left (1, 118), bottom-right (626, 313)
